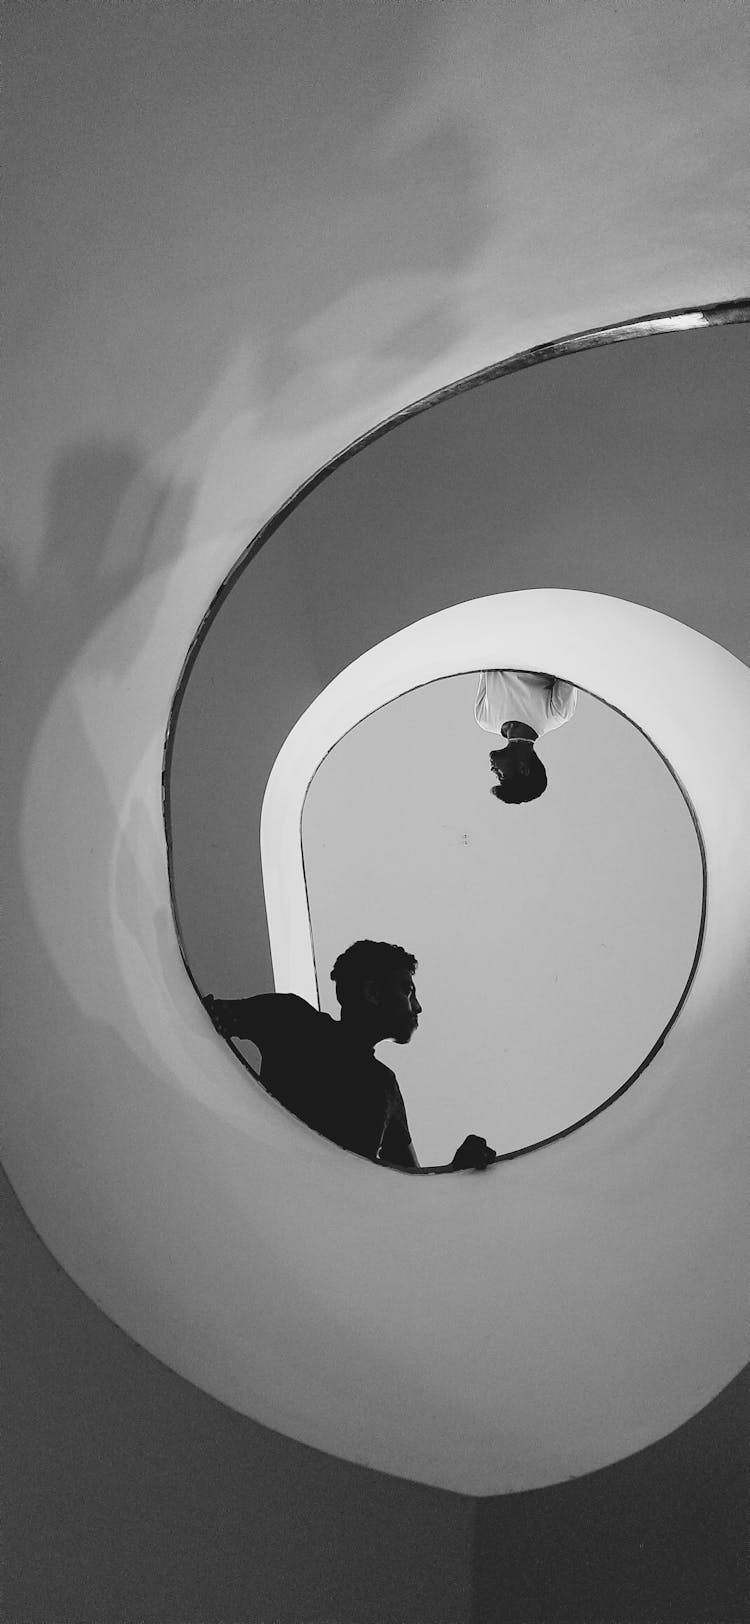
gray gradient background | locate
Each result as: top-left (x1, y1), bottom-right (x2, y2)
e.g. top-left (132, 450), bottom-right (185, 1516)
top-left (3, 1), bottom-right (748, 1619)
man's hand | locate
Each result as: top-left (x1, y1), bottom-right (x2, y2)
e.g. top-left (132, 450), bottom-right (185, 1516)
top-left (203, 994), bottom-right (232, 1040)
top-left (450, 1134), bottom-right (497, 1171)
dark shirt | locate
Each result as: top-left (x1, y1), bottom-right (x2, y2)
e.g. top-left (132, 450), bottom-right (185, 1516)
top-left (209, 993), bottom-right (417, 1169)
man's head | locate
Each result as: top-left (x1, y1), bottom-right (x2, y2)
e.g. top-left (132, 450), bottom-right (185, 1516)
top-left (489, 742), bottom-right (548, 804)
top-left (331, 940), bottom-right (421, 1044)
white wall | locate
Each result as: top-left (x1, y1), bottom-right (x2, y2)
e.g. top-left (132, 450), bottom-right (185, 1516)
top-left (2, 0), bottom-right (748, 1501)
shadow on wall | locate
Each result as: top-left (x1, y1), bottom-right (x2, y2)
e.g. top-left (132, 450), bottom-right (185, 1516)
top-left (3, 439), bottom-right (195, 792)
top-left (16, 441), bottom-right (194, 668)
top-left (2, 443), bottom-right (196, 1039)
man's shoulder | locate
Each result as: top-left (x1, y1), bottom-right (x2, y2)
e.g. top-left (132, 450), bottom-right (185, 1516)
top-left (241, 991), bottom-right (329, 1034)
top-left (371, 1056), bottom-right (401, 1096)
top-left (270, 992), bottom-right (319, 1010)
top-left (264, 992), bottom-right (332, 1026)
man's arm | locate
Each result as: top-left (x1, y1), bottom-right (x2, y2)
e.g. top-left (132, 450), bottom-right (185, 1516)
top-left (378, 1119), bottom-right (497, 1175)
top-left (404, 1135), bottom-right (498, 1174)
top-left (202, 992), bottom-right (281, 1043)
top-left (377, 1112), bottom-right (421, 1171)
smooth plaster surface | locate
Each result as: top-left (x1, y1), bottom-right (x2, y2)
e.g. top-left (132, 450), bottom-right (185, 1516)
top-left (3, 0), bottom-right (749, 1528)
top-left (5, 1158), bottom-right (747, 1623)
top-left (2, 1164), bottom-right (476, 1624)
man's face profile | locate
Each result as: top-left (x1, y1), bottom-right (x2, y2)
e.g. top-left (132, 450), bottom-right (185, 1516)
top-left (375, 971), bottom-right (422, 1044)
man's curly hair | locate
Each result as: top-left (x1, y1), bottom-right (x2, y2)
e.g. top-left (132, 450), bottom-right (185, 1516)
top-left (491, 753), bottom-right (548, 804)
top-left (490, 747), bottom-right (548, 805)
top-left (330, 940), bottom-right (417, 1008)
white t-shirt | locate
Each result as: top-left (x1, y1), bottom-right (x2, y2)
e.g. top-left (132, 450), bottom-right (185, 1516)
top-left (474, 670), bottom-right (577, 737)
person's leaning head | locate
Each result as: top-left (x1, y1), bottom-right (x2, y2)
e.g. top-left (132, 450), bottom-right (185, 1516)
top-left (330, 940), bottom-right (420, 1043)
top-left (489, 745), bottom-right (548, 804)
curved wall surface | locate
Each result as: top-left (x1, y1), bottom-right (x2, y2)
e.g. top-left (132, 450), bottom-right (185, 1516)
top-left (3, 1), bottom-right (749, 1498)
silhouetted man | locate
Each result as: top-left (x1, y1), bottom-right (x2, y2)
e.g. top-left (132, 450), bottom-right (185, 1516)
top-left (474, 669), bottom-right (577, 804)
top-left (204, 940), bottom-right (496, 1173)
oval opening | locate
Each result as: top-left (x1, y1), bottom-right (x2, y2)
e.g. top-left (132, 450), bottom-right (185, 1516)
top-left (301, 671), bottom-right (704, 1162)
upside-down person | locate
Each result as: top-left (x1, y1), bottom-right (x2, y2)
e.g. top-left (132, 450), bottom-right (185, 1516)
top-left (474, 668), bottom-right (577, 804)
